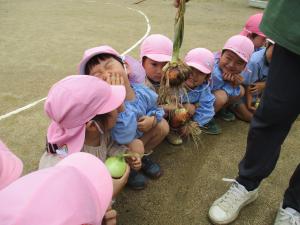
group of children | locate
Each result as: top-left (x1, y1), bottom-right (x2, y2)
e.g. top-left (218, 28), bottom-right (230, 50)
top-left (0, 12), bottom-right (275, 225)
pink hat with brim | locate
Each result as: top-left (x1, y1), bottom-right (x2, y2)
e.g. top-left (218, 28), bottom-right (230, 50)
top-left (78, 45), bottom-right (123, 75)
top-left (223, 35), bottom-right (254, 63)
top-left (45, 75), bottom-right (126, 155)
top-left (184, 48), bottom-right (214, 74)
top-left (0, 152), bottom-right (112, 225)
top-left (140, 34), bottom-right (173, 62)
top-left (57, 152), bottom-right (113, 215)
top-left (240, 13), bottom-right (266, 37)
top-left (0, 140), bottom-right (23, 190)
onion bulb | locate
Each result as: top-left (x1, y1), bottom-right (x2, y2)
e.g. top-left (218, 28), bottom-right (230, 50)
top-left (105, 156), bottom-right (127, 179)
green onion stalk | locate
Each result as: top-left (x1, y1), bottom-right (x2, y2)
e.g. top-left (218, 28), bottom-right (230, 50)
top-left (158, 0), bottom-right (191, 106)
top-left (158, 0), bottom-right (202, 147)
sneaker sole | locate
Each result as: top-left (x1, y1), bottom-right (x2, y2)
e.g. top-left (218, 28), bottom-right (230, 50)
top-left (209, 191), bottom-right (259, 225)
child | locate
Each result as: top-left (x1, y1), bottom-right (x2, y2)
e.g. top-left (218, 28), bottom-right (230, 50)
top-left (184, 48), bottom-right (221, 135)
top-left (78, 46), bottom-right (169, 190)
top-left (233, 38), bottom-right (275, 122)
top-left (140, 34), bottom-right (173, 93)
top-left (0, 152), bottom-right (114, 225)
top-left (240, 13), bottom-right (266, 51)
top-left (39, 75), bottom-right (130, 197)
top-left (211, 35), bottom-right (254, 122)
top-left (0, 139), bottom-right (23, 190)
top-left (166, 48), bottom-right (221, 144)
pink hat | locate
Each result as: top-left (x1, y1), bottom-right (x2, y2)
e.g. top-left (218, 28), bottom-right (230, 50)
top-left (78, 45), bottom-right (122, 75)
top-left (184, 48), bottom-right (214, 74)
top-left (0, 140), bottom-right (23, 190)
top-left (140, 34), bottom-right (173, 62)
top-left (0, 152), bottom-right (113, 225)
top-left (240, 13), bottom-right (266, 37)
top-left (223, 35), bottom-right (254, 63)
top-left (45, 75), bottom-right (126, 155)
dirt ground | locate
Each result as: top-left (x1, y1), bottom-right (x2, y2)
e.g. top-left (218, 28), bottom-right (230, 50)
top-left (0, 0), bottom-right (299, 224)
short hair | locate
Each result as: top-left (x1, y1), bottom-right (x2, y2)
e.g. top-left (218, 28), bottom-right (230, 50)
top-left (85, 53), bottom-right (124, 75)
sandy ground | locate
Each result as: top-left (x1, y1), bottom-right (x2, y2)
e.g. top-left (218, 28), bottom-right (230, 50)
top-left (0, 0), bottom-right (299, 224)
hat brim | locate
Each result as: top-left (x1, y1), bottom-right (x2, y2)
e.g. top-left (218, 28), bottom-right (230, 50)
top-left (94, 85), bottom-right (126, 115)
top-left (186, 62), bottom-right (211, 74)
top-left (223, 47), bottom-right (249, 63)
top-left (145, 53), bottom-right (171, 62)
top-left (78, 51), bottom-right (123, 75)
top-left (56, 152), bottom-right (113, 215)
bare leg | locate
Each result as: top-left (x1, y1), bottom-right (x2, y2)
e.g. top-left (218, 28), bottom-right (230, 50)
top-left (140, 118), bottom-right (169, 152)
top-left (213, 90), bottom-right (228, 113)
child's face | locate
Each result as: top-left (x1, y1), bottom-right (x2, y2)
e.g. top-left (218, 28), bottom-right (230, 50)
top-left (89, 57), bottom-right (127, 81)
top-left (252, 35), bottom-right (266, 49)
top-left (219, 50), bottom-right (246, 75)
top-left (142, 57), bottom-right (168, 82)
top-left (266, 44), bottom-right (274, 63)
top-left (185, 67), bottom-right (209, 89)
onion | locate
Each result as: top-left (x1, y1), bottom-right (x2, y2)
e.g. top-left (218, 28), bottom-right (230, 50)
top-left (105, 156), bottom-right (127, 179)
top-left (170, 107), bottom-right (190, 128)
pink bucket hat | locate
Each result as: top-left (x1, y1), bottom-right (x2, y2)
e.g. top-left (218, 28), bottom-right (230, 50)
top-left (0, 140), bottom-right (23, 190)
top-left (0, 152), bottom-right (113, 225)
top-left (184, 48), bottom-right (214, 74)
top-left (78, 45), bottom-right (122, 75)
top-left (240, 13), bottom-right (266, 37)
top-left (45, 75), bottom-right (126, 155)
top-left (140, 34), bottom-right (173, 62)
top-left (223, 35), bottom-right (254, 63)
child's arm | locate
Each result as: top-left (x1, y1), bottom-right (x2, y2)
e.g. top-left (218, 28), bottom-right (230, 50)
top-left (245, 85), bottom-right (256, 111)
top-left (249, 81), bottom-right (266, 94)
top-left (192, 88), bottom-right (215, 127)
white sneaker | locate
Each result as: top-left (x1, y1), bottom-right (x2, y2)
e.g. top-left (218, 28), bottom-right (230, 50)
top-left (274, 205), bottom-right (300, 225)
top-left (208, 178), bottom-right (259, 224)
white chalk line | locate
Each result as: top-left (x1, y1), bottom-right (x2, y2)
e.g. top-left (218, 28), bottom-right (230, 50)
top-left (0, 5), bottom-right (151, 122)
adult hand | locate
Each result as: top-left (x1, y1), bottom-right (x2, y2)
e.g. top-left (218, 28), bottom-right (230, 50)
top-left (174, 0), bottom-right (189, 8)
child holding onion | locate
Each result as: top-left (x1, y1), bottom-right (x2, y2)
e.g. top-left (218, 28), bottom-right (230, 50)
top-left (166, 48), bottom-right (221, 144)
top-left (78, 45), bottom-right (169, 190)
top-left (211, 35), bottom-right (254, 123)
top-left (39, 75), bottom-right (130, 196)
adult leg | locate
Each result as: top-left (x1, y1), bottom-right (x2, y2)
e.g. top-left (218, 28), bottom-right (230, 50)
top-left (237, 45), bottom-right (300, 191)
top-left (283, 164), bottom-right (300, 211)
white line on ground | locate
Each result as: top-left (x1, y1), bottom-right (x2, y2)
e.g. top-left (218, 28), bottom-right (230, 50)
top-left (0, 5), bottom-right (150, 122)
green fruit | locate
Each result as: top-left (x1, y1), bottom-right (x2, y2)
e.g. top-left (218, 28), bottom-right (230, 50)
top-left (105, 156), bottom-right (126, 179)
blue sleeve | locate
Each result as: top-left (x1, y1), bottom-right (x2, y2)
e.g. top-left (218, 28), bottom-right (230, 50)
top-left (111, 107), bottom-right (138, 145)
top-left (192, 88), bottom-right (216, 126)
top-left (242, 62), bottom-right (259, 85)
top-left (137, 85), bottom-right (165, 122)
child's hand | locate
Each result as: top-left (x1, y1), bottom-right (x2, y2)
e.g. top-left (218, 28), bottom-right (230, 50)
top-left (126, 154), bottom-right (142, 171)
top-left (222, 72), bottom-right (235, 82)
top-left (137, 116), bottom-right (155, 132)
top-left (102, 206), bottom-right (117, 225)
top-left (161, 103), bottom-right (178, 113)
top-left (112, 164), bottom-right (130, 198)
top-left (183, 103), bottom-right (196, 116)
top-left (232, 74), bottom-right (244, 86)
top-left (249, 82), bottom-right (265, 94)
top-left (106, 72), bottom-right (124, 86)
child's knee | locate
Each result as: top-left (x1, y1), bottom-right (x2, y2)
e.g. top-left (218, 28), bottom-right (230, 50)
top-left (128, 139), bottom-right (144, 154)
top-left (214, 90), bottom-right (228, 110)
top-left (156, 118), bottom-right (170, 137)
